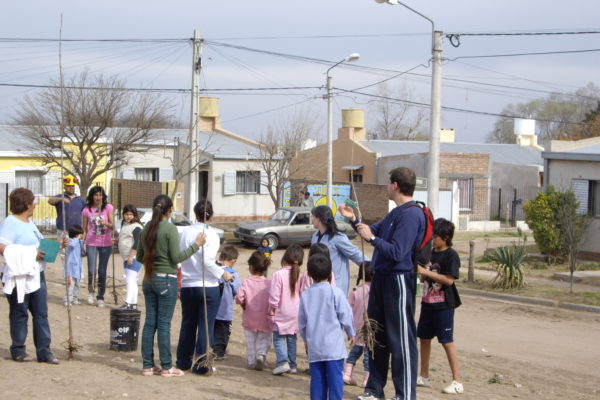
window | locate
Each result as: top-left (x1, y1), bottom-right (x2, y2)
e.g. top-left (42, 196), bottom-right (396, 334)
top-left (291, 213), bottom-right (310, 225)
top-left (236, 171), bottom-right (260, 194)
top-left (15, 170), bottom-right (44, 196)
top-left (572, 179), bottom-right (600, 217)
top-left (350, 174), bottom-right (363, 183)
top-left (455, 178), bottom-right (473, 211)
top-left (135, 168), bottom-right (159, 182)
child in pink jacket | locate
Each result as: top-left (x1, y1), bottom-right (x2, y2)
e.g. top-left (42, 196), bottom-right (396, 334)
top-left (345, 262), bottom-right (373, 387)
top-left (268, 244), bottom-right (304, 375)
top-left (235, 251), bottom-right (272, 371)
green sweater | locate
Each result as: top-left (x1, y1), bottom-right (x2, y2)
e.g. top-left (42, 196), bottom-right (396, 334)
top-left (136, 220), bottom-right (199, 275)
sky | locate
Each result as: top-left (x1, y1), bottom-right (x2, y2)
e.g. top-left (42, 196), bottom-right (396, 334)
top-left (1, 0), bottom-right (599, 143)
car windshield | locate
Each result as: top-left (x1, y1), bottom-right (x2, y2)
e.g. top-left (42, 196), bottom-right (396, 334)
top-left (269, 209), bottom-right (293, 223)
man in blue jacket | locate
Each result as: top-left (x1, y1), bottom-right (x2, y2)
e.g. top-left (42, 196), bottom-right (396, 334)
top-left (340, 167), bottom-right (425, 400)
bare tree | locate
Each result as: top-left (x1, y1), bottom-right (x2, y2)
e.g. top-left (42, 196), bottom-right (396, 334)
top-left (254, 113), bottom-right (318, 208)
top-left (556, 191), bottom-right (592, 293)
top-left (368, 82), bottom-right (427, 140)
top-left (13, 71), bottom-right (173, 195)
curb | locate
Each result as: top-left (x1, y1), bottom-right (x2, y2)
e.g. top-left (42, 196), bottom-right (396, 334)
top-left (459, 287), bottom-right (600, 314)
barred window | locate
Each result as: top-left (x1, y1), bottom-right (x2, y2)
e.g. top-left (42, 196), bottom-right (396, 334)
top-left (15, 170), bottom-right (44, 196)
top-left (135, 168), bottom-right (159, 182)
top-left (456, 178), bottom-right (473, 211)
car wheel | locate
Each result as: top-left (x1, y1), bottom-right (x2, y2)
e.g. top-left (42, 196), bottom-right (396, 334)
top-left (263, 234), bottom-right (279, 250)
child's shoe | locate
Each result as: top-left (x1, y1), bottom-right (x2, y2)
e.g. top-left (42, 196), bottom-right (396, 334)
top-left (255, 354), bottom-right (266, 371)
top-left (361, 371), bottom-right (370, 388)
top-left (442, 380), bottom-right (464, 394)
top-left (343, 363), bottom-right (357, 385)
top-left (416, 375), bottom-right (431, 387)
top-left (72, 298), bottom-right (81, 305)
top-left (272, 362), bottom-right (290, 375)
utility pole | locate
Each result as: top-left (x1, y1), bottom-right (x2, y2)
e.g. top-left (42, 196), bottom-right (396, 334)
top-left (187, 30), bottom-right (202, 215)
top-left (426, 30), bottom-right (443, 217)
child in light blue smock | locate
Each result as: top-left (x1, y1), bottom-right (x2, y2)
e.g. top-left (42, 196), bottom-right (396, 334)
top-left (64, 224), bottom-right (84, 305)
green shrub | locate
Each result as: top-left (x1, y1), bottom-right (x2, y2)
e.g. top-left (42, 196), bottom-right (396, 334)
top-left (523, 186), bottom-right (566, 264)
top-left (489, 244), bottom-right (527, 289)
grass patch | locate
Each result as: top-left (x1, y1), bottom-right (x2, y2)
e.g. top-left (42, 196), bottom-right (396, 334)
top-left (459, 279), bottom-right (600, 307)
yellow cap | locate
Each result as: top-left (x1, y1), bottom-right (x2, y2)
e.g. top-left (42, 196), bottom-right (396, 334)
top-left (63, 175), bottom-right (78, 186)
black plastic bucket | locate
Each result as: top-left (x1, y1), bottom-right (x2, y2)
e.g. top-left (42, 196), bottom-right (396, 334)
top-left (110, 308), bottom-right (141, 352)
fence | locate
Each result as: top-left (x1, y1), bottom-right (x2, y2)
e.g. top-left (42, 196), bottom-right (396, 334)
top-left (487, 185), bottom-right (541, 224)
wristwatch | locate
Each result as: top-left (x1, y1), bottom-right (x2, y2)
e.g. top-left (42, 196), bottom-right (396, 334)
top-left (368, 235), bottom-right (376, 243)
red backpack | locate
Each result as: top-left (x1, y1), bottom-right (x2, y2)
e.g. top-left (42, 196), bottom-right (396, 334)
top-left (409, 201), bottom-right (434, 269)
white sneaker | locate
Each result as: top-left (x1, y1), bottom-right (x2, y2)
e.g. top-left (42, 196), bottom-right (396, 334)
top-left (255, 354), bottom-right (265, 371)
top-left (87, 294), bottom-right (94, 305)
top-left (417, 375), bottom-right (431, 387)
top-left (442, 380), bottom-right (464, 394)
top-left (72, 298), bottom-right (81, 305)
top-left (289, 368), bottom-right (298, 374)
top-left (97, 299), bottom-right (105, 308)
top-left (357, 392), bottom-right (384, 400)
top-left (272, 362), bottom-right (290, 375)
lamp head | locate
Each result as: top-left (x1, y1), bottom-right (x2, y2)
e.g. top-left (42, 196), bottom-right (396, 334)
top-left (345, 53), bottom-right (360, 62)
top-left (374, 0), bottom-right (398, 4)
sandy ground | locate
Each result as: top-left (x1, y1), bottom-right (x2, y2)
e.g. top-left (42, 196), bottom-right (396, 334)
top-left (1, 245), bottom-right (599, 400)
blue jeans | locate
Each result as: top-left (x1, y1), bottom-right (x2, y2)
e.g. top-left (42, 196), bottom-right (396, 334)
top-left (86, 245), bottom-right (112, 300)
top-left (141, 274), bottom-right (178, 370)
top-left (273, 331), bottom-right (297, 369)
top-left (176, 286), bottom-right (221, 373)
top-left (310, 359), bottom-right (344, 400)
top-left (347, 344), bottom-right (370, 371)
top-left (5, 271), bottom-right (53, 361)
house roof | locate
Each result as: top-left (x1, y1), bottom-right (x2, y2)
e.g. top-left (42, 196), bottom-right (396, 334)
top-left (0, 125), bottom-right (263, 160)
top-left (359, 140), bottom-right (543, 166)
top-left (543, 141), bottom-right (600, 162)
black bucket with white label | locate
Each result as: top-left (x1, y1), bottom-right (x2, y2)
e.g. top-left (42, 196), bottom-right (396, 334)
top-left (110, 308), bottom-right (141, 352)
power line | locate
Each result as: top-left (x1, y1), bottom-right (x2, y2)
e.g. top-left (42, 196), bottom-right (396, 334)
top-left (447, 30), bottom-right (600, 36)
top-left (450, 48), bottom-right (600, 60)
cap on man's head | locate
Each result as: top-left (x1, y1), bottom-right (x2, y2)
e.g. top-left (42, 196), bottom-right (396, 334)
top-left (63, 175), bottom-right (78, 186)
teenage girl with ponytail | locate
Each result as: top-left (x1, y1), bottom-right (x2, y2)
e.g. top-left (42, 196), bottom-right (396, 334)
top-left (136, 195), bottom-right (206, 377)
top-left (268, 244), bottom-right (304, 375)
top-left (311, 205), bottom-right (366, 296)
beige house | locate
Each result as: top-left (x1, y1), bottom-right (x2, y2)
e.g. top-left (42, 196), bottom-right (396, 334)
top-left (291, 109), bottom-right (543, 222)
top-left (543, 137), bottom-right (600, 260)
top-left (118, 98), bottom-right (275, 220)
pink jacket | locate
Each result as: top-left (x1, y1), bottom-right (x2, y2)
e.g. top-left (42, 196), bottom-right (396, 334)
top-left (235, 275), bottom-right (272, 333)
top-left (348, 282), bottom-right (371, 346)
top-left (269, 266), bottom-right (301, 335)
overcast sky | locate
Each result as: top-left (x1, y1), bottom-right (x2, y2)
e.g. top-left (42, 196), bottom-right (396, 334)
top-left (1, 0), bottom-right (598, 143)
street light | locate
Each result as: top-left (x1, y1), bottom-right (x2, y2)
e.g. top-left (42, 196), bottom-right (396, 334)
top-left (326, 52), bottom-right (360, 209)
top-left (373, 0), bottom-right (442, 217)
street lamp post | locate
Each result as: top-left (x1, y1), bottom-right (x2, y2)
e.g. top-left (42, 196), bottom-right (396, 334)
top-left (326, 53), bottom-right (360, 209)
top-left (374, 0), bottom-right (442, 216)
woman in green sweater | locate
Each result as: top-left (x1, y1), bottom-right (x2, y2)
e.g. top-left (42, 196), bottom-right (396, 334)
top-left (137, 194), bottom-right (205, 377)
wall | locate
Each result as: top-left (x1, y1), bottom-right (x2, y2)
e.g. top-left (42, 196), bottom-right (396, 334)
top-left (491, 162), bottom-right (541, 189)
top-left (547, 158), bottom-right (600, 259)
top-left (210, 159), bottom-right (275, 220)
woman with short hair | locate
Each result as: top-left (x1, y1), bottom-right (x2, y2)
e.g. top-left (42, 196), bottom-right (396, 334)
top-left (0, 188), bottom-right (61, 364)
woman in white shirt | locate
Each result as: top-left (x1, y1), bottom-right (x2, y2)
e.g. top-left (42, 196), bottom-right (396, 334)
top-left (175, 199), bottom-right (233, 374)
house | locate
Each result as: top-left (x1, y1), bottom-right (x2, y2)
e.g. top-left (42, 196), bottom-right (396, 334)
top-left (117, 97), bottom-right (275, 221)
top-left (292, 109), bottom-right (544, 226)
top-left (543, 136), bottom-right (600, 260)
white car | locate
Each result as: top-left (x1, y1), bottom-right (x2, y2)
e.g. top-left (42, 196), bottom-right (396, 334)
top-left (117, 208), bottom-right (225, 243)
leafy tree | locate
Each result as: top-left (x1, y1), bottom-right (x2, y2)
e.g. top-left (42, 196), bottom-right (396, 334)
top-left (523, 186), bottom-right (565, 264)
top-left (555, 191), bottom-right (592, 293)
top-left (368, 82), bottom-right (427, 140)
top-left (487, 82), bottom-right (600, 143)
top-left (13, 71), bottom-right (173, 195)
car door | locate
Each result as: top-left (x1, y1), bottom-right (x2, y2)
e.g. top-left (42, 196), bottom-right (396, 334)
top-left (287, 212), bottom-right (313, 244)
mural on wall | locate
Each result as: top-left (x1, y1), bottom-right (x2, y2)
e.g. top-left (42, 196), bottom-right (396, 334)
top-left (282, 182), bottom-right (351, 219)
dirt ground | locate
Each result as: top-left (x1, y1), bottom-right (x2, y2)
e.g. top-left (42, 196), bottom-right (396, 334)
top-left (1, 245), bottom-right (599, 400)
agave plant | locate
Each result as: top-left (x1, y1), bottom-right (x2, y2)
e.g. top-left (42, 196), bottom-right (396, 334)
top-left (489, 244), bottom-right (527, 290)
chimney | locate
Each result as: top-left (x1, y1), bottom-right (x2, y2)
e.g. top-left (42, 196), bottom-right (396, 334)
top-left (440, 128), bottom-right (455, 143)
top-left (199, 97), bottom-right (220, 130)
top-left (338, 109), bottom-right (367, 142)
